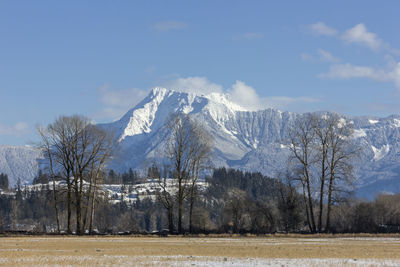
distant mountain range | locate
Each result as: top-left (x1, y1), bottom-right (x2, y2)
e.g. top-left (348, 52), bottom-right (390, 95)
top-left (1, 87), bottom-right (400, 198)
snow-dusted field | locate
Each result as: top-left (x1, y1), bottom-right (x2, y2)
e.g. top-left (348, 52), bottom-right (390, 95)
top-left (3, 255), bottom-right (400, 266)
top-left (0, 236), bottom-right (399, 266)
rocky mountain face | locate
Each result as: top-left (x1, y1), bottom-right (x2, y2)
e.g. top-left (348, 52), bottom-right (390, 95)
top-left (1, 87), bottom-right (400, 198)
top-left (0, 145), bottom-right (42, 187)
top-left (100, 88), bottom-right (400, 198)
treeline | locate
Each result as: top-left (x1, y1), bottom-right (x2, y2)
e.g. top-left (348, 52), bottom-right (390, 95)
top-left (1, 167), bottom-right (400, 234)
top-left (0, 112), bottom-right (399, 235)
top-left (32, 169), bottom-right (139, 186)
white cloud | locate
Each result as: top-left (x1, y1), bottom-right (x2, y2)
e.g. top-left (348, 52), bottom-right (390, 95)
top-left (317, 49), bottom-right (340, 63)
top-left (161, 77), bottom-right (319, 111)
top-left (163, 76), bottom-right (224, 95)
top-left (320, 63), bottom-right (377, 79)
top-left (307, 23), bottom-right (400, 91)
top-left (341, 23), bottom-right (382, 51)
top-left (96, 77), bottom-right (320, 118)
top-left (309, 22), bottom-right (338, 36)
top-left (320, 62), bottom-right (400, 89)
top-left (388, 63), bottom-right (400, 89)
top-left (153, 21), bottom-right (187, 32)
top-left (227, 80), bottom-right (319, 111)
top-left (0, 122), bottom-right (29, 136)
top-left (228, 81), bottom-right (262, 110)
top-left (97, 85), bottom-right (150, 120)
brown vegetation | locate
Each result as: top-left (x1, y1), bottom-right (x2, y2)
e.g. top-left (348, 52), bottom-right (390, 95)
top-left (0, 236), bottom-right (399, 266)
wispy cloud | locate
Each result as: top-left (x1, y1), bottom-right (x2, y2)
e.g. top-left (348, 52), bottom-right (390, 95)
top-left (310, 22), bottom-right (394, 54)
top-left (153, 21), bottom-right (187, 32)
top-left (319, 62), bottom-right (400, 89)
top-left (227, 80), bottom-right (319, 111)
top-left (300, 53), bottom-right (314, 62)
top-left (164, 77), bottom-right (319, 111)
top-left (0, 122), bottom-right (29, 136)
top-left (96, 77), bottom-right (320, 117)
top-left (307, 22), bottom-right (400, 91)
top-left (301, 49), bottom-right (340, 63)
top-left (97, 85), bottom-right (149, 120)
top-left (317, 49), bottom-right (340, 63)
top-left (309, 22), bottom-right (338, 37)
top-left (233, 32), bottom-right (264, 40)
top-left (162, 76), bottom-right (224, 95)
top-left (341, 23), bottom-right (382, 51)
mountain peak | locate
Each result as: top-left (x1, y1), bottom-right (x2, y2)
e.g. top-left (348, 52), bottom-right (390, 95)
top-left (112, 87), bottom-right (250, 142)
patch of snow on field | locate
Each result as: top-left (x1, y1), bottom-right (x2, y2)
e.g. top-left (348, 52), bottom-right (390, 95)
top-left (4, 255), bottom-right (400, 267)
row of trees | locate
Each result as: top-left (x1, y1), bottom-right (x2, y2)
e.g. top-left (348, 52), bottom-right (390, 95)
top-left (34, 113), bottom-right (212, 235)
top-left (1, 111), bottom-right (394, 235)
top-left (2, 167), bottom-right (399, 234)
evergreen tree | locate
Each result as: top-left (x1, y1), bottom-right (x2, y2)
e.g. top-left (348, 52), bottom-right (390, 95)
top-left (0, 173), bottom-right (9, 190)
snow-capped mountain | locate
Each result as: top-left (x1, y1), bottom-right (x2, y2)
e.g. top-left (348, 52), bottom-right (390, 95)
top-left (100, 88), bottom-right (400, 198)
top-left (0, 145), bottom-right (42, 187)
top-left (1, 87), bottom-right (400, 198)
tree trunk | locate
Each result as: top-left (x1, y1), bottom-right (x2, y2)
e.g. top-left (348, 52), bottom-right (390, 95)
top-left (177, 172), bottom-right (184, 234)
top-left (189, 194), bottom-right (194, 234)
top-left (168, 207), bottom-right (174, 234)
top-left (47, 148), bottom-right (60, 234)
top-left (302, 183), bottom-right (312, 232)
top-left (75, 178), bottom-right (82, 235)
top-left (89, 172), bottom-right (98, 235)
top-left (178, 197), bottom-right (183, 234)
top-left (318, 163), bottom-right (325, 233)
top-left (325, 171), bottom-right (335, 233)
top-left (52, 177), bottom-right (60, 234)
top-left (67, 179), bottom-right (72, 234)
top-left (305, 169), bottom-right (316, 232)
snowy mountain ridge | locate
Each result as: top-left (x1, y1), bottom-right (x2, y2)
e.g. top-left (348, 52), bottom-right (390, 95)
top-left (1, 88), bottom-right (400, 198)
top-left (102, 88), bottom-right (400, 198)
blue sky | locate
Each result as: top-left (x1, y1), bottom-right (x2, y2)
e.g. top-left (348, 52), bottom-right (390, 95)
top-left (1, 1), bottom-right (400, 145)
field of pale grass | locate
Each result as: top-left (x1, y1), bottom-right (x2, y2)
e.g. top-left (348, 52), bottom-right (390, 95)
top-left (0, 235), bottom-right (399, 266)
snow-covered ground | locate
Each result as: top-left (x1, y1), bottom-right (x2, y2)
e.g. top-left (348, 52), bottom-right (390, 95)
top-left (1, 237), bottom-right (399, 266)
top-left (3, 255), bottom-right (400, 267)
top-left (3, 178), bottom-right (208, 204)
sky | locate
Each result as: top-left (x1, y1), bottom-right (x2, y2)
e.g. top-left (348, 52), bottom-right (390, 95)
top-left (1, 1), bottom-right (400, 145)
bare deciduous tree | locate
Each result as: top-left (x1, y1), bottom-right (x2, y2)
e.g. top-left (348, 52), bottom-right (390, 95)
top-left (289, 113), bottom-right (317, 233)
top-left (38, 115), bottom-right (113, 235)
top-left (288, 113), bottom-right (356, 233)
top-left (153, 164), bottom-right (176, 233)
top-left (165, 113), bottom-right (213, 234)
top-left (325, 114), bottom-right (357, 232)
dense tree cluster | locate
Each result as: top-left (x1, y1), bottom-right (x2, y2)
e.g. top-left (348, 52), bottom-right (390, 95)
top-left (1, 167), bottom-right (399, 234)
top-left (104, 169), bottom-right (138, 185)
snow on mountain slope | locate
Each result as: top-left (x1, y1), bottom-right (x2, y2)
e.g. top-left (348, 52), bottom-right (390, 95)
top-left (0, 145), bottom-right (42, 187)
top-left (2, 88), bottom-right (400, 198)
top-left (99, 88), bottom-right (400, 198)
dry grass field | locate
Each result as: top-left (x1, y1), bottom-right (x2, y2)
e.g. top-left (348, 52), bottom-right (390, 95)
top-left (0, 235), bottom-right (399, 266)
